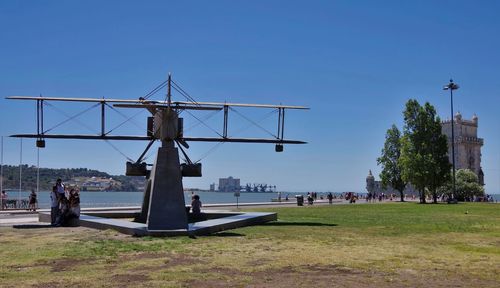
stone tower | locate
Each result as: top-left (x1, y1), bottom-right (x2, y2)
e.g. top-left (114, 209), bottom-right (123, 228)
top-left (441, 112), bottom-right (484, 185)
top-left (366, 170), bottom-right (375, 194)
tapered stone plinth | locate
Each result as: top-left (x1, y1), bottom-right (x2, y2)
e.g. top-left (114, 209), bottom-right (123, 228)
top-left (145, 145), bottom-right (188, 231)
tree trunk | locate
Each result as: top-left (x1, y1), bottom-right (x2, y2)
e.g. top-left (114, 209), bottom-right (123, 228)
top-left (399, 191), bottom-right (405, 202)
top-left (432, 192), bottom-right (438, 204)
top-left (419, 190), bottom-right (426, 203)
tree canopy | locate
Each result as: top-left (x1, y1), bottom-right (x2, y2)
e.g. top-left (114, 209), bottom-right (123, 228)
top-left (377, 124), bottom-right (406, 201)
top-left (0, 165), bottom-right (144, 191)
top-left (440, 169), bottom-right (485, 201)
top-left (399, 99), bottom-right (451, 203)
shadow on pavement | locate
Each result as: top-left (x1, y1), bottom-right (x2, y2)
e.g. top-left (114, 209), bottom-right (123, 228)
top-left (13, 224), bottom-right (53, 229)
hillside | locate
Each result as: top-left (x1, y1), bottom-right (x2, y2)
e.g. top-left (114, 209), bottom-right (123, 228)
top-left (0, 165), bottom-right (145, 191)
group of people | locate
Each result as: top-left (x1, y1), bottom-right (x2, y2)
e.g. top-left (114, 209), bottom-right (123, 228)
top-left (366, 192), bottom-right (387, 202)
top-left (302, 192), bottom-right (335, 205)
top-left (51, 178), bottom-right (80, 227)
top-left (305, 192), bottom-right (318, 205)
top-left (0, 189), bottom-right (38, 210)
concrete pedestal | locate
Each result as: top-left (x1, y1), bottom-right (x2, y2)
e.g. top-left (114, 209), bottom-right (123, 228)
top-left (138, 145), bottom-right (188, 231)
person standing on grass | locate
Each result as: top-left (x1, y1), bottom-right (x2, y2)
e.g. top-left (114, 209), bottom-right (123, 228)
top-left (55, 178), bottom-right (65, 200)
top-left (50, 185), bottom-right (59, 226)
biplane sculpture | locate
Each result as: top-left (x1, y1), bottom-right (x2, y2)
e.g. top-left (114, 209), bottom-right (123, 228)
top-left (7, 74), bottom-right (308, 234)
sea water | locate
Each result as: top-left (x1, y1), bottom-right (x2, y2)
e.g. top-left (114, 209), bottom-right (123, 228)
top-left (3, 191), bottom-right (499, 209)
top-left (2, 191), bottom-right (333, 209)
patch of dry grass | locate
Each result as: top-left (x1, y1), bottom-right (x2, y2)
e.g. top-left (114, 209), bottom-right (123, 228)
top-left (0, 202), bottom-right (498, 287)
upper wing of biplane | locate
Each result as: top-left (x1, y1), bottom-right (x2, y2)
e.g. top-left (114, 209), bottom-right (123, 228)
top-left (7, 96), bottom-right (153, 103)
top-left (7, 96), bottom-right (309, 110)
top-left (6, 95), bottom-right (308, 147)
top-left (171, 101), bottom-right (309, 110)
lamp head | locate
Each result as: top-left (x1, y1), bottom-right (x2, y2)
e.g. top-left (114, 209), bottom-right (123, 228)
top-left (443, 79), bottom-right (459, 90)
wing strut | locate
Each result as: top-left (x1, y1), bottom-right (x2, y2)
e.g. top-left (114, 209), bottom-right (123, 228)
top-left (101, 100), bottom-right (106, 136)
top-left (276, 108), bottom-right (285, 152)
top-left (36, 98), bottom-right (45, 148)
top-left (223, 105), bottom-right (229, 138)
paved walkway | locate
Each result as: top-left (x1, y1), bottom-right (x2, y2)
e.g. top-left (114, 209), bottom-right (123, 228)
top-left (0, 214), bottom-right (39, 226)
top-left (0, 199), bottom-right (412, 226)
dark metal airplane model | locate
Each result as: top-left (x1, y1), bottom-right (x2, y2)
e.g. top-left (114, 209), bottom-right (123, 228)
top-left (7, 74), bottom-right (308, 232)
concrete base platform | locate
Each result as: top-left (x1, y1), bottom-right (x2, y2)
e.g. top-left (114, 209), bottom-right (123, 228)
top-left (38, 210), bottom-right (276, 236)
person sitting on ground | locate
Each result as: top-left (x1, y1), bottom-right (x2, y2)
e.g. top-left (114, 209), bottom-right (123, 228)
top-left (68, 188), bottom-right (81, 219)
top-left (191, 194), bottom-right (202, 220)
top-left (28, 189), bottom-right (37, 211)
top-left (54, 196), bottom-right (70, 227)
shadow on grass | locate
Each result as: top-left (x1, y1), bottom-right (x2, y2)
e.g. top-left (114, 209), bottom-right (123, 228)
top-left (263, 222), bottom-right (337, 227)
top-left (208, 232), bottom-right (246, 237)
top-left (13, 224), bottom-right (53, 229)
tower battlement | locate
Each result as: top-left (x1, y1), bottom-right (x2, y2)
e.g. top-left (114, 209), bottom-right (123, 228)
top-left (441, 113), bottom-right (484, 185)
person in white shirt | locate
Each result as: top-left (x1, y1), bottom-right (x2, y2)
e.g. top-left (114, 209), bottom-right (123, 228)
top-left (55, 178), bottom-right (65, 199)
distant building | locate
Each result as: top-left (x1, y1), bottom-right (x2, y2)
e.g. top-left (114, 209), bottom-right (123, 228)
top-left (209, 183), bottom-right (215, 192)
top-left (71, 176), bottom-right (120, 191)
top-left (218, 176), bottom-right (241, 192)
top-left (369, 113), bottom-right (485, 194)
top-left (366, 170), bottom-right (418, 196)
top-left (441, 112), bottom-right (484, 184)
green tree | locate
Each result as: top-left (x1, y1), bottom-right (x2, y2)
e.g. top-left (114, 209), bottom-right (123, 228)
top-left (440, 169), bottom-right (485, 201)
top-left (377, 125), bottom-right (406, 202)
top-left (0, 165), bottom-right (144, 191)
top-left (399, 100), bottom-right (451, 203)
top-left (456, 169), bottom-right (485, 201)
top-left (422, 103), bottom-right (451, 203)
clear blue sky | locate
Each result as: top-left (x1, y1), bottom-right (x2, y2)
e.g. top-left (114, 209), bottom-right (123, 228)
top-left (1, 0), bottom-right (499, 193)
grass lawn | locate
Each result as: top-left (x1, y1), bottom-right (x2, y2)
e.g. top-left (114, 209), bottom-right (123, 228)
top-left (0, 202), bottom-right (499, 287)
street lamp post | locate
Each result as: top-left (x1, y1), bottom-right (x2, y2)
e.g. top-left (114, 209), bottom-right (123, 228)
top-left (443, 79), bottom-right (459, 201)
